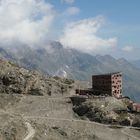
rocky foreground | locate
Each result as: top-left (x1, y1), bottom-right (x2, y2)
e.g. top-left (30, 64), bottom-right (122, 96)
top-left (0, 59), bottom-right (140, 140)
top-left (0, 59), bottom-right (74, 96)
top-left (71, 96), bottom-right (140, 127)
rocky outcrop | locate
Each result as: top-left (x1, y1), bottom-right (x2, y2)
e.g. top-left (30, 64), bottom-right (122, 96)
top-left (71, 96), bottom-right (140, 126)
top-left (132, 116), bottom-right (140, 127)
top-left (0, 59), bottom-right (74, 96)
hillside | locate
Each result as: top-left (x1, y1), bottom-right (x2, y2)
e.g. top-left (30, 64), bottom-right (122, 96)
top-left (0, 59), bottom-right (74, 96)
top-left (71, 96), bottom-right (140, 127)
top-left (0, 59), bottom-right (140, 140)
top-left (0, 42), bottom-right (140, 102)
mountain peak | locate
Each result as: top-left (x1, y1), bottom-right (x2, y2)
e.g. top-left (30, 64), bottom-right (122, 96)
top-left (50, 41), bottom-right (63, 49)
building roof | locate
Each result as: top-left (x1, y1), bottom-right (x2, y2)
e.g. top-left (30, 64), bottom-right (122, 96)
top-left (92, 72), bottom-right (122, 77)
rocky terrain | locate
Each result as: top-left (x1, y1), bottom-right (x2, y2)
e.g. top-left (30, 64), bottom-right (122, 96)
top-left (0, 58), bottom-right (140, 140)
top-left (0, 59), bottom-right (74, 96)
top-left (0, 113), bottom-right (26, 140)
top-left (71, 96), bottom-right (140, 127)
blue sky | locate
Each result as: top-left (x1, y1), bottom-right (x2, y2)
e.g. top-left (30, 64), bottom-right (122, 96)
top-left (50, 0), bottom-right (140, 24)
top-left (46, 0), bottom-right (140, 60)
top-left (0, 0), bottom-right (139, 60)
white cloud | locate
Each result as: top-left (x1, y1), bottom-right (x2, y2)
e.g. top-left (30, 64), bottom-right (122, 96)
top-left (60, 17), bottom-right (117, 54)
top-left (65, 7), bottom-right (80, 16)
top-left (0, 0), bottom-right (118, 55)
top-left (122, 46), bottom-right (134, 52)
top-left (0, 0), bottom-right (55, 46)
top-left (61, 0), bottom-right (75, 4)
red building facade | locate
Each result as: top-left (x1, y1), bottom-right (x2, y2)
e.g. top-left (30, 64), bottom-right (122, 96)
top-left (132, 103), bottom-right (140, 112)
top-left (92, 72), bottom-right (122, 98)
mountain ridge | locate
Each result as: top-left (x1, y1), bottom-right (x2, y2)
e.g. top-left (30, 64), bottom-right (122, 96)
top-left (0, 41), bottom-right (140, 102)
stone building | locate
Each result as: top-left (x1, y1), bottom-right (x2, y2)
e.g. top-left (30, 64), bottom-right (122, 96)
top-left (92, 72), bottom-right (122, 98)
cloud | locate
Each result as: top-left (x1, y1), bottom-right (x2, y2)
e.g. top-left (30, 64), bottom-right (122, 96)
top-left (0, 0), bottom-right (118, 55)
top-left (122, 46), bottom-right (134, 52)
top-left (60, 17), bottom-right (117, 54)
top-left (64, 7), bottom-right (80, 16)
top-left (61, 0), bottom-right (75, 4)
top-left (0, 0), bottom-right (55, 46)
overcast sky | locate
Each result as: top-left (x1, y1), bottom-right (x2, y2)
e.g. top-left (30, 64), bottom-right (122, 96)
top-left (0, 0), bottom-right (140, 60)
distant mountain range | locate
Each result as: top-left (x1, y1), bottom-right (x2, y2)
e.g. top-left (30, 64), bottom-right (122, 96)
top-left (131, 60), bottom-right (140, 69)
top-left (0, 41), bottom-right (140, 102)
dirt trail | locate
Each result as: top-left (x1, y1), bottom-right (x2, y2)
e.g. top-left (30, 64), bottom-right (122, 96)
top-left (23, 122), bottom-right (35, 140)
top-left (121, 128), bottom-right (140, 140)
top-left (24, 116), bottom-right (140, 129)
top-left (24, 116), bottom-right (140, 140)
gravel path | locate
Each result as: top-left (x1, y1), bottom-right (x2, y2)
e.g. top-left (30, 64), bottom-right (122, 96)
top-left (23, 122), bottom-right (35, 140)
